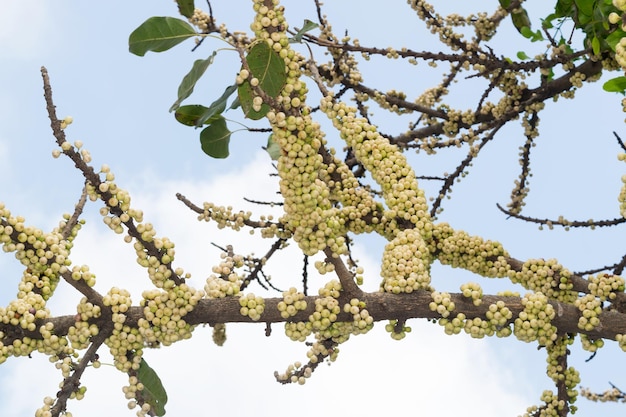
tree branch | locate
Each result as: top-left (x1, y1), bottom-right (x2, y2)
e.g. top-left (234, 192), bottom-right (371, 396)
top-left (3, 290), bottom-right (625, 347)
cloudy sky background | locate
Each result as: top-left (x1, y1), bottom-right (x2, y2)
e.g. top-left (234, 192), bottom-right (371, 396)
top-left (1, 1), bottom-right (625, 416)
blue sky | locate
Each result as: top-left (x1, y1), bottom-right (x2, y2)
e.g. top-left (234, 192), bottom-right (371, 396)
top-left (1, 1), bottom-right (625, 416)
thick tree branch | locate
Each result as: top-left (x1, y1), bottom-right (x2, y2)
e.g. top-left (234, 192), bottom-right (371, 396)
top-left (4, 290), bottom-right (625, 347)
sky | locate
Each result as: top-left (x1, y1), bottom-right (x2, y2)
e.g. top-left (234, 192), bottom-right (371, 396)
top-left (1, 1), bottom-right (626, 416)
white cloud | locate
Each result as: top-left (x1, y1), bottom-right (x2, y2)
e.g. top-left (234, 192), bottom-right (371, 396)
top-left (0, 151), bottom-right (535, 416)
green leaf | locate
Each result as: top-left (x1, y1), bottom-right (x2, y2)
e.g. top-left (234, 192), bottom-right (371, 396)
top-left (606, 29), bottom-right (625, 51)
top-left (290, 19), bottom-right (320, 43)
top-left (519, 26), bottom-right (544, 42)
top-left (265, 134), bottom-right (281, 160)
top-left (246, 41), bottom-right (287, 97)
top-left (137, 358), bottom-right (168, 416)
top-left (230, 95), bottom-right (241, 110)
top-left (175, 105), bottom-right (213, 126)
top-left (554, 0), bottom-right (575, 17)
top-left (200, 117), bottom-right (231, 158)
top-left (129, 17), bottom-right (196, 56)
top-left (591, 36), bottom-right (600, 55)
top-left (603, 76), bottom-right (626, 94)
top-left (195, 84), bottom-right (238, 126)
top-left (170, 52), bottom-right (217, 112)
top-left (531, 29), bottom-right (545, 42)
top-left (176, 0), bottom-right (195, 18)
top-left (511, 7), bottom-right (531, 34)
top-left (174, 86), bottom-right (237, 126)
top-left (574, 0), bottom-right (593, 19)
top-left (238, 81), bottom-right (271, 120)
top-left (236, 41), bottom-right (286, 119)
top-left (541, 16), bottom-right (556, 29)
top-left (517, 51), bottom-right (530, 60)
